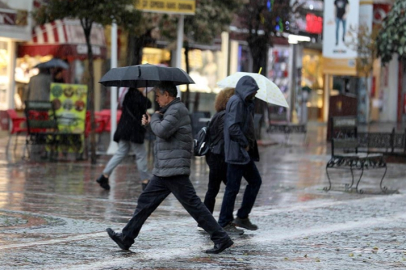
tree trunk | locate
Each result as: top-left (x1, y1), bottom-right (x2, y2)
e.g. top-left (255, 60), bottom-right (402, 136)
top-left (248, 35), bottom-right (269, 75)
top-left (129, 34), bottom-right (145, 65)
top-left (194, 92), bottom-right (200, 112)
top-left (82, 20), bottom-right (97, 164)
top-left (126, 33), bottom-right (135, 66)
top-left (248, 35), bottom-right (269, 139)
top-left (401, 58), bottom-right (406, 123)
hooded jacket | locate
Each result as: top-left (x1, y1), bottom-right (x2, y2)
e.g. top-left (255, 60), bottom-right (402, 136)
top-left (150, 98), bottom-right (193, 177)
top-left (224, 76), bottom-right (260, 164)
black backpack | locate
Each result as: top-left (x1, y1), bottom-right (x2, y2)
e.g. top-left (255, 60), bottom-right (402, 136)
top-left (193, 124), bottom-right (211, 156)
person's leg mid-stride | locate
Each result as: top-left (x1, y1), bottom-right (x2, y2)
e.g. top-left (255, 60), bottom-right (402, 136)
top-left (106, 175), bottom-right (233, 254)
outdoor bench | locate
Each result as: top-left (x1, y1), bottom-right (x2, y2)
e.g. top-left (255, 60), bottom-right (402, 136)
top-left (24, 100), bottom-right (84, 160)
top-left (325, 117), bottom-right (388, 194)
top-left (357, 128), bottom-right (406, 161)
top-left (266, 122), bottom-right (307, 144)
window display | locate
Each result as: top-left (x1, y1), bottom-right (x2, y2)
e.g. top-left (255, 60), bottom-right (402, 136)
top-left (301, 49), bottom-right (324, 121)
top-left (267, 46), bottom-right (290, 121)
top-left (0, 40), bottom-right (9, 110)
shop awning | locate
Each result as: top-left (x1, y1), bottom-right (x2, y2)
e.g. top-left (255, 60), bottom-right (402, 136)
top-left (18, 19), bottom-right (107, 60)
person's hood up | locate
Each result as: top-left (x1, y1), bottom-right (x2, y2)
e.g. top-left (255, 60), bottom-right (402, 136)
top-left (235, 75), bottom-right (259, 101)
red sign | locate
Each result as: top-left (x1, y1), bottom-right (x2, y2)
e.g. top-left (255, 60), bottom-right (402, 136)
top-left (373, 4), bottom-right (391, 27)
top-left (306, 14), bottom-right (323, 34)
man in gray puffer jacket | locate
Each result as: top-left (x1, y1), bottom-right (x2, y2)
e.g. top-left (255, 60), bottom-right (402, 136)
top-left (106, 81), bottom-right (233, 254)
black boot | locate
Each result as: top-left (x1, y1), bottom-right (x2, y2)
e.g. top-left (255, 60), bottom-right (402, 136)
top-left (233, 217), bottom-right (258, 230)
top-left (106, 228), bottom-right (132, 250)
top-left (205, 238), bottom-right (233, 254)
top-left (96, 174), bottom-right (110, 190)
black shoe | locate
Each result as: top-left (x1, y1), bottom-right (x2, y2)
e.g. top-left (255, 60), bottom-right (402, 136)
top-left (106, 228), bottom-right (131, 251)
top-left (97, 174), bottom-right (110, 190)
top-left (222, 223), bottom-right (244, 235)
top-left (233, 217), bottom-right (258, 230)
top-left (205, 238), bottom-right (233, 254)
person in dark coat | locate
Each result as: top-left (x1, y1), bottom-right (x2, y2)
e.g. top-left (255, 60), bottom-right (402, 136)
top-left (204, 88), bottom-right (235, 213)
top-left (96, 88), bottom-right (152, 190)
top-left (201, 87), bottom-right (244, 235)
top-left (27, 68), bottom-right (52, 101)
top-left (106, 81), bottom-right (233, 254)
top-left (218, 75), bottom-right (262, 231)
top-left (200, 87), bottom-right (246, 235)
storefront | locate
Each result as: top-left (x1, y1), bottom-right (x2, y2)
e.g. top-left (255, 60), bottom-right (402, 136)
top-left (301, 48), bottom-right (324, 121)
top-left (321, 0), bottom-right (397, 124)
top-left (373, 2), bottom-right (397, 123)
top-left (288, 0), bottom-right (324, 123)
top-left (322, 0), bottom-right (360, 122)
top-left (267, 45), bottom-right (291, 122)
top-left (0, 0), bottom-right (33, 111)
top-left (16, 19), bottom-right (107, 110)
top-left (179, 45), bottom-right (224, 114)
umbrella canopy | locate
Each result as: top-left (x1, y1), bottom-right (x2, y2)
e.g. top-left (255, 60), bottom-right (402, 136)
top-left (99, 63), bottom-right (195, 88)
top-left (34, 58), bottom-right (69, 69)
top-left (217, 72), bottom-right (289, 108)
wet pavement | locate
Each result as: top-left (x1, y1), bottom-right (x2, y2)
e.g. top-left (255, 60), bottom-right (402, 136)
top-left (1, 122), bottom-right (406, 269)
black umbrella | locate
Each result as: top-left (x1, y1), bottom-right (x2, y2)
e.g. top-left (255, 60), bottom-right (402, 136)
top-left (99, 63), bottom-right (195, 88)
top-left (35, 58), bottom-right (69, 69)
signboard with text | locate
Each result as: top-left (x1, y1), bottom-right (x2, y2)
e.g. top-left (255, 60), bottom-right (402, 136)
top-left (135, 0), bottom-right (195, 15)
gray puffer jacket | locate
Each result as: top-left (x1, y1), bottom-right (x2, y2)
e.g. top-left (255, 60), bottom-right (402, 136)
top-left (150, 98), bottom-right (193, 177)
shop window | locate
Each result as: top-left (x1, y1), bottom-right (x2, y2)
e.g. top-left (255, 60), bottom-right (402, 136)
top-left (142, 47), bottom-right (170, 65)
top-left (267, 46), bottom-right (290, 121)
top-left (0, 41), bottom-right (9, 109)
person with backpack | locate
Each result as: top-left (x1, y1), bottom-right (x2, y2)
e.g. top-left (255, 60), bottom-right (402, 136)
top-left (199, 88), bottom-right (244, 236)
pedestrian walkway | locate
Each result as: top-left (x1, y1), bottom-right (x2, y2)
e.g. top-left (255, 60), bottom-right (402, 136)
top-left (0, 121), bottom-right (406, 269)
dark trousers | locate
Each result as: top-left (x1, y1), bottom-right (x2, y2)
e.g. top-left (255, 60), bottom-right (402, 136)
top-left (122, 174), bottom-right (229, 245)
top-left (218, 159), bottom-right (262, 227)
top-left (335, 18), bottom-right (347, 43)
top-left (204, 152), bottom-right (227, 213)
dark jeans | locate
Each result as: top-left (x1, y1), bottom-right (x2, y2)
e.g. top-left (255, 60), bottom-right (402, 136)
top-left (335, 18), bottom-right (347, 43)
top-left (204, 152), bottom-right (227, 213)
top-left (122, 174), bottom-right (229, 245)
top-left (218, 159), bottom-right (262, 227)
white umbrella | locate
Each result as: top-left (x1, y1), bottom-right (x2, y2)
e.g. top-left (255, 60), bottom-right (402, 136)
top-left (217, 72), bottom-right (289, 108)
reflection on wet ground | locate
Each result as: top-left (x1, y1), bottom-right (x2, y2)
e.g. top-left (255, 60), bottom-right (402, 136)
top-left (1, 123), bottom-right (406, 269)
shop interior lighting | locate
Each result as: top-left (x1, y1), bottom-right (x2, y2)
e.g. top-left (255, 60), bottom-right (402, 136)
top-left (287, 34), bottom-right (311, 44)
